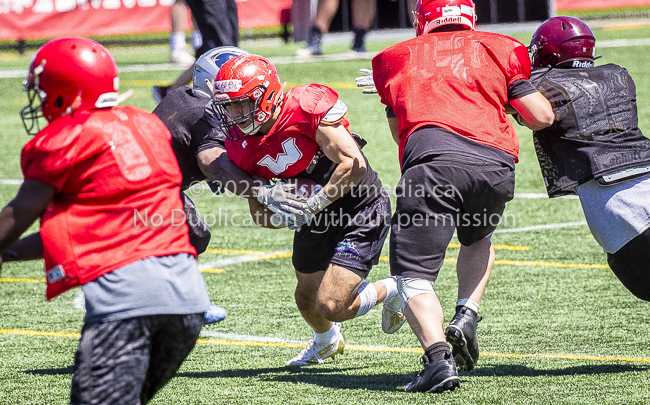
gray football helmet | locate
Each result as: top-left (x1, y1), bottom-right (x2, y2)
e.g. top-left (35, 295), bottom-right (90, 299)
top-left (192, 46), bottom-right (250, 98)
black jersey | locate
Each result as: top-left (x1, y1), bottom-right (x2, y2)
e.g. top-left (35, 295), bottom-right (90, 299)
top-left (531, 64), bottom-right (650, 197)
top-left (153, 86), bottom-right (208, 190)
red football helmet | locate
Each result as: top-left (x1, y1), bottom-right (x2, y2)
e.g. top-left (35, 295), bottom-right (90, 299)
top-left (21, 37), bottom-right (119, 135)
top-left (529, 16), bottom-right (596, 68)
top-left (212, 54), bottom-right (282, 141)
top-left (413, 0), bottom-right (477, 36)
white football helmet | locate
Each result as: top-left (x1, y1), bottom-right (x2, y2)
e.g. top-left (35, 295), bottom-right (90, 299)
top-left (192, 46), bottom-right (250, 98)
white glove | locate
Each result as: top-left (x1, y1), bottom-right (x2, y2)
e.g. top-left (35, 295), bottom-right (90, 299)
top-left (257, 181), bottom-right (315, 230)
top-left (274, 189), bottom-right (333, 226)
top-left (269, 212), bottom-right (302, 229)
top-left (257, 181), bottom-right (306, 213)
top-left (355, 69), bottom-right (377, 94)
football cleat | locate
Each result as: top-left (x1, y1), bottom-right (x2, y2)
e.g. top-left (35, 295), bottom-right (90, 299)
top-left (445, 306), bottom-right (482, 371)
top-left (296, 30), bottom-right (323, 57)
top-left (203, 305), bottom-right (227, 325)
top-left (351, 29), bottom-right (367, 53)
top-left (169, 49), bottom-right (195, 67)
top-left (381, 287), bottom-right (406, 334)
top-left (285, 323), bottom-right (345, 366)
top-left (405, 353), bottom-right (460, 393)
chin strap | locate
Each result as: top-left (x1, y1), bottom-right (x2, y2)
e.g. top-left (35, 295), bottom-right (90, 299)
top-left (116, 89), bottom-right (135, 104)
top-left (271, 81), bottom-right (288, 116)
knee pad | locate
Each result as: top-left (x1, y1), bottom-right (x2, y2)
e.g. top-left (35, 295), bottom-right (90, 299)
top-left (398, 277), bottom-right (437, 306)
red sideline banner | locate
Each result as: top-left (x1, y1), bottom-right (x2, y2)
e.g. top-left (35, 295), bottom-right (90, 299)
top-left (0, 0), bottom-right (293, 41)
top-left (238, 0), bottom-right (292, 30)
top-left (556, 0), bottom-right (650, 11)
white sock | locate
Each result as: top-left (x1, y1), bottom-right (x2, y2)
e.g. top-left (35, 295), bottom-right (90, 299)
top-left (191, 30), bottom-right (203, 50)
top-left (170, 32), bottom-right (187, 52)
top-left (354, 281), bottom-right (378, 318)
top-left (457, 298), bottom-right (480, 313)
top-left (378, 277), bottom-right (398, 300)
top-left (315, 322), bottom-right (339, 344)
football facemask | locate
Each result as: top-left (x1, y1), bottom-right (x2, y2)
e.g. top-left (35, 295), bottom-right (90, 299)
top-left (212, 87), bottom-right (266, 140)
top-left (212, 55), bottom-right (282, 141)
top-left (20, 68), bottom-right (47, 136)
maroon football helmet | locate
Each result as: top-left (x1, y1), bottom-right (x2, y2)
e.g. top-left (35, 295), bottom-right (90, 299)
top-left (529, 16), bottom-right (596, 68)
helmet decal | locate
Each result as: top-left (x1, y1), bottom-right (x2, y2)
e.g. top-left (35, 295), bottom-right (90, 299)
top-left (414, 0), bottom-right (476, 36)
top-left (192, 46), bottom-right (250, 98)
top-left (215, 80), bottom-right (243, 93)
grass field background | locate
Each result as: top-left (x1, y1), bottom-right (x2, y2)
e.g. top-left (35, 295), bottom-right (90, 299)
top-left (1, 20), bottom-right (650, 404)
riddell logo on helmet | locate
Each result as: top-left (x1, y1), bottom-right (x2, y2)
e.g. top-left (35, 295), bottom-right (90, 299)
top-left (572, 60), bottom-right (594, 68)
top-left (215, 80), bottom-right (242, 93)
top-left (436, 16), bottom-right (463, 25)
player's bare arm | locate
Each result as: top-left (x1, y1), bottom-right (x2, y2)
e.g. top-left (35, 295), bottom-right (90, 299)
top-left (197, 146), bottom-right (266, 198)
top-left (2, 232), bottom-right (43, 262)
top-left (387, 117), bottom-right (400, 145)
top-left (315, 122), bottom-right (368, 203)
top-left (509, 92), bottom-right (555, 131)
top-left (0, 180), bottom-right (55, 254)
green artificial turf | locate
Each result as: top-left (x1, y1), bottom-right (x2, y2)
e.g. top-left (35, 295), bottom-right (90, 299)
top-left (1, 22), bottom-right (649, 405)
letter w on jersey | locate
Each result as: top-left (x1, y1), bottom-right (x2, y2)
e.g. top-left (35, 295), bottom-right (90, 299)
top-left (258, 138), bottom-right (304, 175)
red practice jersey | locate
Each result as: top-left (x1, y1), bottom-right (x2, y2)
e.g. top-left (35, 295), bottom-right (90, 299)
top-left (225, 84), bottom-right (350, 180)
top-left (372, 30), bottom-right (531, 164)
top-left (21, 106), bottom-right (195, 300)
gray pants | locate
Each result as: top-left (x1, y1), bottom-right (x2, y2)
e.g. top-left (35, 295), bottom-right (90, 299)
top-left (70, 314), bottom-right (203, 405)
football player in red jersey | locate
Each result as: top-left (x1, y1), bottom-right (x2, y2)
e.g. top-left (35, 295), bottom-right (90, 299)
top-left (369, 0), bottom-right (555, 392)
top-left (518, 17), bottom-right (650, 302)
top-left (0, 38), bottom-right (210, 404)
top-left (203, 54), bottom-right (401, 367)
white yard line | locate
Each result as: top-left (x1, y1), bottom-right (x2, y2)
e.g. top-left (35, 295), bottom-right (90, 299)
top-left (200, 330), bottom-right (305, 344)
top-left (2, 37), bottom-right (650, 79)
top-left (73, 291), bottom-right (86, 312)
top-left (598, 38), bottom-right (650, 48)
top-left (0, 53), bottom-right (374, 79)
top-left (198, 254), bottom-right (272, 270)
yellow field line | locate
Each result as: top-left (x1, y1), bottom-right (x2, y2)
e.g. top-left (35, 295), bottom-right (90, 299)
top-left (257, 252), bottom-right (293, 260)
top-left (0, 277), bottom-right (45, 283)
top-left (603, 24), bottom-right (650, 31)
top-left (2, 328), bottom-right (648, 364)
top-left (206, 245), bottom-right (530, 255)
top-left (201, 269), bottom-right (225, 274)
top-left (1, 329), bottom-right (81, 338)
top-left (379, 257), bottom-right (609, 269)
top-left (493, 260), bottom-right (609, 269)
top-left (0, 258), bottom-right (609, 284)
top-left (483, 351), bottom-right (650, 364)
top-left (205, 248), bottom-right (274, 255)
top-left (448, 243), bottom-right (531, 251)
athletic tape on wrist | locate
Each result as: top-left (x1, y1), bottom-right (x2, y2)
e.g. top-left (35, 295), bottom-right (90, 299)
top-left (306, 189), bottom-right (332, 213)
